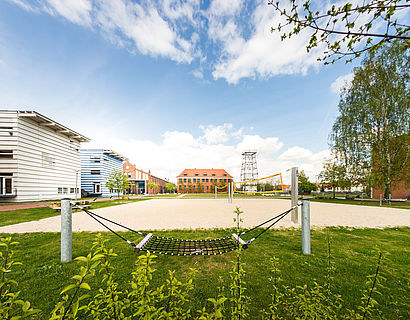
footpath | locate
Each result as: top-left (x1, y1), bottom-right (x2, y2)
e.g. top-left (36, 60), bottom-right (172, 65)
top-left (0, 196), bottom-right (143, 212)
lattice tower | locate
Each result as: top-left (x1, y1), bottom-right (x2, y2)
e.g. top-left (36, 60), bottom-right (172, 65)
top-left (240, 151), bottom-right (258, 182)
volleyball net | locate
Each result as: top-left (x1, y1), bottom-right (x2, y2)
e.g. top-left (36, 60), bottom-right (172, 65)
top-left (234, 173), bottom-right (284, 194)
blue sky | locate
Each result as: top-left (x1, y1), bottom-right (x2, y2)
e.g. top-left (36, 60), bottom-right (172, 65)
top-left (0, 0), bottom-right (362, 182)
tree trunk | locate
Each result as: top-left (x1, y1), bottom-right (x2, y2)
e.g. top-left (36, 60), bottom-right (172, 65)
top-left (332, 187), bottom-right (336, 199)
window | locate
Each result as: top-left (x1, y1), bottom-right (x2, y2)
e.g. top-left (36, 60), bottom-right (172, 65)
top-left (58, 187), bottom-right (62, 194)
top-left (193, 178), bottom-right (196, 183)
top-left (0, 150), bottom-right (13, 159)
top-left (183, 174), bottom-right (187, 176)
top-left (206, 179), bottom-right (209, 182)
top-left (203, 173), bottom-right (207, 176)
top-left (93, 182), bottom-right (101, 194)
top-left (63, 187), bottom-right (68, 194)
top-left (0, 177), bottom-right (13, 195)
top-left (193, 185), bottom-right (196, 190)
top-left (195, 174), bottom-right (198, 176)
top-left (179, 178), bottom-right (182, 183)
top-left (179, 185), bottom-right (182, 190)
top-left (184, 178), bottom-right (187, 182)
top-left (188, 179), bottom-right (191, 182)
top-left (91, 170), bottom-right (101, 175)
top-left (70, 188), bottom-right (75, 193)
top-left (206, 185), bottom-right (209, 190)
top-left (202, 179), bottom-right (205, 182)
top-left (212, 174), bottom-right (215, 176)
top-left (42, 152), bottom-right (55, 168)
top-left (223, 174), bottom-right (227, 176)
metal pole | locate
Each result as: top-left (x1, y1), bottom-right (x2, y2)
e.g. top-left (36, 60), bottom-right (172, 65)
top-left (291, 167), bottom-right (299, 223)
top-left (379, 193), bottom-right (382, 206)
top-left (61, 198), bottom-right (72, 263)
top-left (228, 182), bottom-right (230, 203)
top-left (215, 185), bottom-right (217, 199)
top-left (231, 182), bottom-right (234, 203)
top-left (301, 198), bottom-right (311, 255)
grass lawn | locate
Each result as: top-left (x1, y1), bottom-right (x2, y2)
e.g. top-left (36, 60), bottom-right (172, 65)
top-left (0, 198), bottom-right (149, 227)
top-left (309, 197), bottom-right (410, 209)
top-left (2, 227), bottom-right (408, 319)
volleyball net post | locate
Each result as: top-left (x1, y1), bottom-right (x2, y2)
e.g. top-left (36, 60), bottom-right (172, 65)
top-left (291, 167), bottom-right (298, 223)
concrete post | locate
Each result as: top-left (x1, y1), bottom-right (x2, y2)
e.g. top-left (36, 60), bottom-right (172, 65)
top-left (61, 198), bottom-right (72, 263)
top-left (291, 167), bottom-right (299, 223)
top-left (301, 198), bottom-right (311, 255)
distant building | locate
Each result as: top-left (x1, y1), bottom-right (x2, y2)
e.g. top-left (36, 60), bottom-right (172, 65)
top-left (123, 161), bottom-right (168, 194)
top-left (177, 168), bottom-right (233, 193)
top-left (81, 149), bottom-right (127, 197)
top-left (0, 110), bottom-right (89, 202)
top-left (372, 182), bottom-right (410, 200)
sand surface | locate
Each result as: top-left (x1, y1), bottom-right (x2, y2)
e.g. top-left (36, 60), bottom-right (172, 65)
top-left (0, 199), bottom-right (409, 234)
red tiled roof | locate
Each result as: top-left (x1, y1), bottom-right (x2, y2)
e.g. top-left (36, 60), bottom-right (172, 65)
top-left (177, 168), bottom-right (233, 178)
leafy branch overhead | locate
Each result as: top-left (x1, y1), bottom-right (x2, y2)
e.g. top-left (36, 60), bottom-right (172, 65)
top-left (269, 0), bottom-right (410, 64)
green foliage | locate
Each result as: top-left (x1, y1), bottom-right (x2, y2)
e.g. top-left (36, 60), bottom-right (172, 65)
top-left (0, 237), bottom-right (40, 319)
top-left (330, 41), bottom-right (409, 198)
top-left (105, 170), bottom-right (130, 199)
top-left (269, 0), bottom-right (410, 64)
top-left (165, 182), bottom-right (176, 193)
top-left (0, 226), bottom-right (400, 319)
top-left (298, 171), bottom-right (318, 194)
top-left (147, 180), bottom-right (159, 192)
top-left (319, 154), bottom-right (352, 198)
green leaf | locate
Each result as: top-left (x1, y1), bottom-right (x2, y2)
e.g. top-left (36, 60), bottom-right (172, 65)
top-left (80, 282), bottom-right (91, 290)
top-left (60, 284), bottom-right (76, 295)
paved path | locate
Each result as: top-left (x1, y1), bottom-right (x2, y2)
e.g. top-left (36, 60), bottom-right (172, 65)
top-left (0, 199), bottom-right (408, 234)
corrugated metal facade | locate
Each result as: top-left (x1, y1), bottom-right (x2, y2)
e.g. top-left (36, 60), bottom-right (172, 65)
top-left (80, 150), bottom-right (124, 197)
top-left (0, 111), bottom-right (88, 202)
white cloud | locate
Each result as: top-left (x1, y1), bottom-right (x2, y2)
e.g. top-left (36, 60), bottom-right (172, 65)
top-left (45, 0), bottom-right (93, 26)
top-left (330, 73), bottom-right (354, 93)
top-left (210, 2), bottom-right (322, 83)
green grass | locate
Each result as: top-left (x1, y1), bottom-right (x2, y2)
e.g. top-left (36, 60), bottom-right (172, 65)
top-left (2, 227), bottom-right (409, 319)
top-left (310, 197), bottom-right (410, 209)
top-left (0, 199), bottom-right (150, 227)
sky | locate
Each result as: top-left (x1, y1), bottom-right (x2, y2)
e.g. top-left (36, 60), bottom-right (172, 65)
top-left (0, 0), bottom-right (362, 183)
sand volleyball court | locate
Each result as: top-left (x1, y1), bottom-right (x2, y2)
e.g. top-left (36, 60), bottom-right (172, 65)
top-left (0, 199), bottom-right (409, 234)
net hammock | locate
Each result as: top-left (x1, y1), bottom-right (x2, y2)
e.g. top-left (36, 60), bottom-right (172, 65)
top-left (78, 204), bottom-right (299, 256)
top-left (234, 173), bottom-right (284, 194)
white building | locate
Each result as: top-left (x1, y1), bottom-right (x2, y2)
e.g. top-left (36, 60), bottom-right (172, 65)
top-left (0, 110), bottom-right (89, 202)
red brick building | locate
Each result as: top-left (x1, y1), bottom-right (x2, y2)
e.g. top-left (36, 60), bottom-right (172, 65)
top-left (123, 161), bottom-right (169, 194)
top-left (372, 181), bottom-right (410, 200)
top-left (177, 168), bottom-right (233, 193)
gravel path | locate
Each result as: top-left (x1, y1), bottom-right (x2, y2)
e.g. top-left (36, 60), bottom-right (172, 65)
top-left (0, 199), bottom-right (408, 234)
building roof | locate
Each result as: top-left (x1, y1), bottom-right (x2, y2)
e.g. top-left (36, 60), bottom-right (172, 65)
top-left (1, 110), bottom-right (90, 142)
top-left (177, 168), bottom-right (233, 178)
top-left (82, 149), bottom-right (128, 161)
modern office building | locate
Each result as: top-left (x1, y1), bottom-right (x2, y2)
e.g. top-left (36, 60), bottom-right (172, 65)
top-left (80, 149), bottom-right (127, 197)
top-left (176, 168), bottom-right (233, 193)
top-left (0, 110), bottom-right (89, 202)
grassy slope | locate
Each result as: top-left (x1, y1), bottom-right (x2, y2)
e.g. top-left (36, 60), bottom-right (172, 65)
top-left (0, 199), bottom-right (149, 227)
top-left (3, 227), bottom-right (409, 319)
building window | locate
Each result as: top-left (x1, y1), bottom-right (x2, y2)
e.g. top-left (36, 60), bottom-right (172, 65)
top-left (212, 174), bottom-right (215, 176)
top-left (0, 177), bottom-right (12, 195)
top-left (42, 152), bottom-right (55, 168)
top-left (193, 178), bottom-right (196, 183)
top-left (195, 174), bottom-right (198, 176)
top-left (202, 178), bottom-right (205, 182)
top-left (58, 187), bottom-right (62, 194)
top-left (183, 178), bottom-right (187, 182)
top-left (94, 182), bottom-right (101, 194)
top-left (183, 174), bottom-right (187, 176)
top-left (179, 178), bottom-right (182, 183)
top-left (206, 179), bottom-right (209, 182)
top-left (203, 174), bottom-right (207, 176)
top-left (223, 174), bottom-right (227, 176)
top-left (63, 187), bottom-right (68, 194)
top-left (206, 185), bottom-right (209, 190)
top-left (91, 170), bottom-right (101, 175)
top-left (188, 179), bottom-right (191, 182)
top-left (0, 150), bottom-right (13, 159)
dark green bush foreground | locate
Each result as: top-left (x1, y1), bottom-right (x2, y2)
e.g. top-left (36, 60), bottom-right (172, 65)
top-left (0, 225), bottom-right (409, 318)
